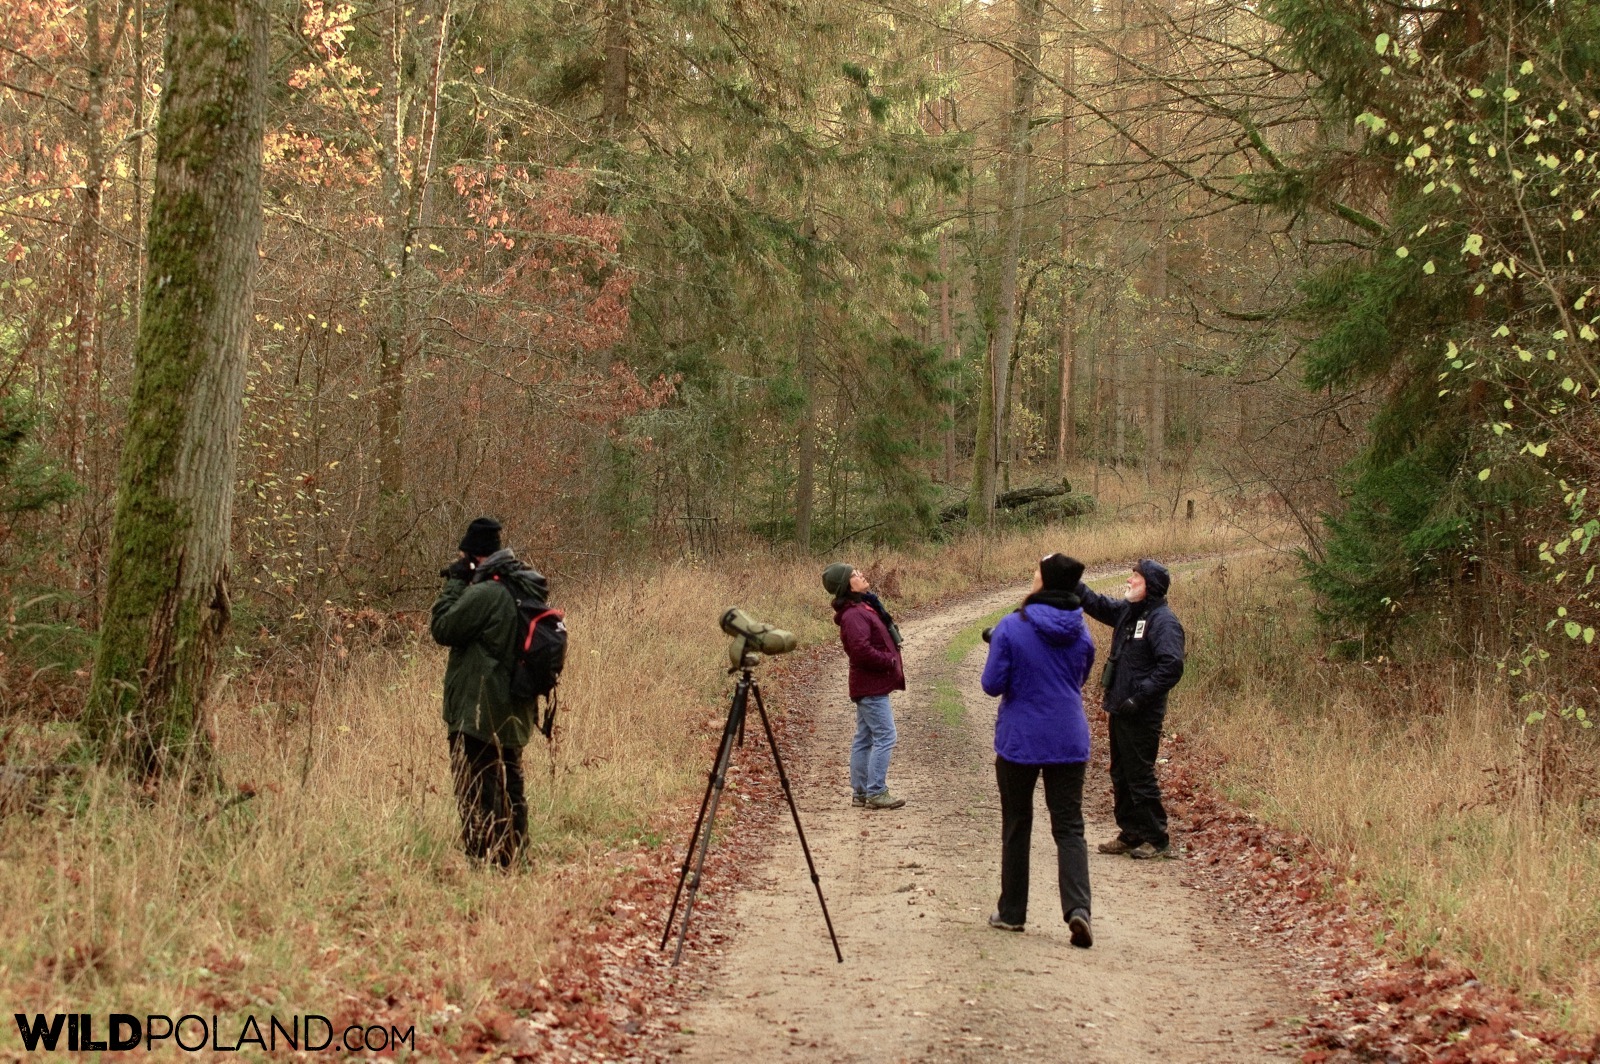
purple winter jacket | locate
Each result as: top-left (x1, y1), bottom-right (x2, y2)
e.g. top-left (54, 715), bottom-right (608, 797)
top-left (834, 599), bottom-right (906, 700)
top-left (980, 602), bottom-right (1095, 764)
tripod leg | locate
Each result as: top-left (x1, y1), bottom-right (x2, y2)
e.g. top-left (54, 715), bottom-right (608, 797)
top-left (663, 677), bottom-right (748, 964)
top-left (656, 684), bottom-right (742, 947)
top-left (669, 734), bottom-right (733, 967)
top-left (751, 683), bottom-right (844, 963)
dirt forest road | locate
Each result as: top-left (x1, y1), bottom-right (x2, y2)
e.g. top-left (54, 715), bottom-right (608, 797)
top-left (658, 567), bottom-right (1308, 1063)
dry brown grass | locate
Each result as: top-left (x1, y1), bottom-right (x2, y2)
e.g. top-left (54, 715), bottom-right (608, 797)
top-left (0, 490), bottom-right (1262, 1045)
top-left (1178, 553), bottom-right (1600, 1031)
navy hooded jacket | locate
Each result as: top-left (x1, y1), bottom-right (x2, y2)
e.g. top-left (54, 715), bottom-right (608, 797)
top-left (980, 601), bottom-right (1095, 764)
top-left (1076, 560), bottom-right (1186, 714)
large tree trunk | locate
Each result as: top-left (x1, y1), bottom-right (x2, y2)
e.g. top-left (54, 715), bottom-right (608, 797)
top-left (601, 0), bottom-right (631, 130)
top-left (1109, 0), bottom-right (1130, 469)
top-left (1143, 20), bottom-right (1168, 481)
top-left (934, 62), bottom-right (958, 485)
top-left (63, 0), bottom-right (111, 478)
top-left (374, 0), bottom-right (409, 503)
top-left (939, 220), bottom-right (958, 484)
top-left (83, 0), bottom-right (268, 780)
top-left (1056, 31), bottom-right (1076, 463)
top-left (983, 0), bottom-right (1043, 516)
top-left (967, 333), bottom-right (996, 524)
top-left (64, 0), bottom-right (134, 625)
top-left (966, 157), bottom-right (995, 524)
top-left (794, 201), bottom-right (818, 552)
top-left (1088, 320), bottom-right (1102, 495)
top-left (1110, 290), bottom-right (1126, 466)
top-left (131, 0), bottom-right (146, 336)
top-left (373, 0), bottom-right (450, 568)
top-left (1145, 230), bottom-right (1166, 479)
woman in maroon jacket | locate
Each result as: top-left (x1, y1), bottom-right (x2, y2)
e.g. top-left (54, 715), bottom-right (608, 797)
top-left (822, 563), bottom-right (907, 809)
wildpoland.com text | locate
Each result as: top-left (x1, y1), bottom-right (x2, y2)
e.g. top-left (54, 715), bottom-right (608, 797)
top-left (13, 1012), bottom-right (416, 1053)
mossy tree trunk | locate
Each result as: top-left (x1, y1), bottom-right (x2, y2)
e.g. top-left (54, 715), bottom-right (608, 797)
top-left (82, 0), bottom-right (268, 780)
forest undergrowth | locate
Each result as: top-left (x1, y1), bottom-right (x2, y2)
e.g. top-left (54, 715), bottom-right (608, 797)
top-left (7, 494), bottom-right (1597, 1049)
top-left (0, 482), bottom-right (1250, 1051)
top-left (1182, 554), bottom-right (1600, 1033)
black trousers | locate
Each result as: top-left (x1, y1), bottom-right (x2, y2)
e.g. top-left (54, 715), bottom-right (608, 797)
top-left (1107, 709), bottom-right (1169, 848)
top-left (449, 732), bottom-right (527, 868)
top-left (995, 756), bottom-right (1091, 926)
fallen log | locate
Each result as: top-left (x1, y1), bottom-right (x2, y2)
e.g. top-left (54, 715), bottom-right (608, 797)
top-left (939, 478), bottom-right (1080, 523)
top-left (997, 478), bottom-right (1074, 507)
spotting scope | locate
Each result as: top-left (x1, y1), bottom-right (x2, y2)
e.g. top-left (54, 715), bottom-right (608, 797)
top-left (720, 608), bottom-right (797, 669)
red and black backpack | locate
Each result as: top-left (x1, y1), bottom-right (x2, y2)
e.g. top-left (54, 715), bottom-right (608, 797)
top-left (489, 574), bottom-right (568, 738)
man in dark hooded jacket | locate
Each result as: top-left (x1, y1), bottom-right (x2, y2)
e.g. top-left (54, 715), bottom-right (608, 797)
top-left (1077, 558), bottom-right (1185, 859)
top-left (431, 517), bottom-right (550, 867)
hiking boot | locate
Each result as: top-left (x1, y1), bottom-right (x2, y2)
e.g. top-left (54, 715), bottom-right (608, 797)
top-left (1128, 841), bottom-right (1169, 860)
top-left (865, 791), bottom-right (906, 810)
top-left (851, 791), bottom-right (866, 808)
top-left (988, 913), bottom-right (1024, 932)
top-left (1068, 909), bottom-right (1093, 949)
top-left (1097, 837), bottom-right (1134, 855)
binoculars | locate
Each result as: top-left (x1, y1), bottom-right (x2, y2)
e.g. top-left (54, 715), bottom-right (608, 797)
top-left (721, 608), bottom-right (797, 669)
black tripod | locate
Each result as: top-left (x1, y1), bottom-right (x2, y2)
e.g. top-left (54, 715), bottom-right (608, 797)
top-left (661, 665), bottom-right (843, 966)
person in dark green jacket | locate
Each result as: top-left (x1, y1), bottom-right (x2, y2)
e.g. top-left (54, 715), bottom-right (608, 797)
top-left (430, 516), bottom-right (550, 867)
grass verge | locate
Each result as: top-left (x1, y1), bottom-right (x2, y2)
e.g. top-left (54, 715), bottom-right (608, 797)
top-left (1177, 553), bottom-right (1600, 1031)
top-left (944, 608), bottom-right (1009, 666)
top-left (929, 679), bottom-right (964, 727)
top-left (0, 500), bottom-right (1265, 1052)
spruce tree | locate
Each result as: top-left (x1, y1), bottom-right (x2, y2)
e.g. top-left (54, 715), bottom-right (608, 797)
top-left (1260, 0), bottom-right (1600, 647)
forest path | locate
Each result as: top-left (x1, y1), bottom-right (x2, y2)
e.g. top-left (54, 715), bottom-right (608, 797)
top-left (658, 566), bottom-right (1307, 1063)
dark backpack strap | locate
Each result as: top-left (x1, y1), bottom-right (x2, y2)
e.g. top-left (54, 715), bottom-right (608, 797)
top-left (489, 576), bottom-right (519, 662)
top-left (539, 688), bottom-right (558, 740)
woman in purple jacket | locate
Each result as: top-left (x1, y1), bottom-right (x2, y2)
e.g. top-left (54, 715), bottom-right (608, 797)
top-left (823, 562), bottom-right (908, 810)
top-left (979, 553), bottom-right (1096, 947)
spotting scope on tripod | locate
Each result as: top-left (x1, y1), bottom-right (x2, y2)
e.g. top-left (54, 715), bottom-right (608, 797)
top-left (660, 609), bottom-right (843, 967)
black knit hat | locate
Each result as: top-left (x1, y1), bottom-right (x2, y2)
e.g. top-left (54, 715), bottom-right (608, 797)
top-left (459, 516), bottom-right (503, 557)
top-left (1039, 553), bottom-right (1085, 592)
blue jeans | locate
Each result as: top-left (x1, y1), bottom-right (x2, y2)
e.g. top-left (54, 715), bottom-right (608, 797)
top-left (850, 694), bottom-right (897, 796)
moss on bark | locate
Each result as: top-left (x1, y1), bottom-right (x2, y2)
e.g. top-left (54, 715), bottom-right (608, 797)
top-left (82, 0), bottom-right (268, 780)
